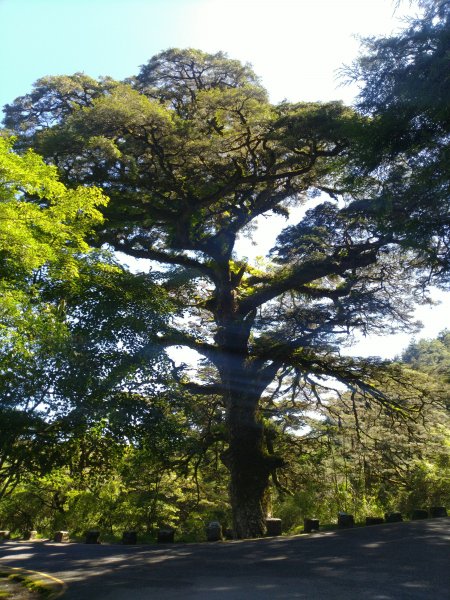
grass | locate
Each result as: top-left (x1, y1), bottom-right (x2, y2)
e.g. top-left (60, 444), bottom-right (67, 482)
top-left (9, 575), bottom-right (53, 596)
top-left (0, 572), bottom-right (57, 598)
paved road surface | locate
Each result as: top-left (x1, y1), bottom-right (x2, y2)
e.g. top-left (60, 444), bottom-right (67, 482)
top-left (0, 519), bottom-right (449, 599)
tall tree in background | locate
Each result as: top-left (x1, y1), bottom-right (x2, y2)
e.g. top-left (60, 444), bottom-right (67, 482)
top-left (0, 137), bottom-right (174, 499)
top-left (0, 135), bottom-right (105, 496)
top-left (343, 0), bottom-right (450, 276)
top-left (3, 50), bottom-right (432, 538)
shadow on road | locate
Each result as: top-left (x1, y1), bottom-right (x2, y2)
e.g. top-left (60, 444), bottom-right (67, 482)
top-left (0, 519), bottom-right (449, 599)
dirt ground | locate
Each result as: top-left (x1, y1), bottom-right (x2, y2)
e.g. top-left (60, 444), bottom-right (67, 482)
top-left (0, 576), bottom-right (35, 600)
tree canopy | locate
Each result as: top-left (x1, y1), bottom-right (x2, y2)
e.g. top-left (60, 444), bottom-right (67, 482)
top-left (2, 47), bottom-right (443, 538)
top-left (0, 136), bottom-right (175, 500)
top-left (343, 1), bottom-right (450, 277)
top-left (0, 134), bottom-right (107, 292)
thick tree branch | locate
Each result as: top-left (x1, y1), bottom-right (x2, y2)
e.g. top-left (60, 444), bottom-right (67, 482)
top-left (115, 239), bottom-right (219, 282)
top-left (239, 242), bottom-right (383, 316)
top-left (181, 382), bottom-right (224, 395)
top-left (258, 341), bottom-right (412, 414)
top-left (155, 329), bottom-right (220, 365)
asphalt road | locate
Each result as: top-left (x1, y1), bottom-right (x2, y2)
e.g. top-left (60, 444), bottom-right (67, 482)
top-left (0, 519), bottom-right (449, 599)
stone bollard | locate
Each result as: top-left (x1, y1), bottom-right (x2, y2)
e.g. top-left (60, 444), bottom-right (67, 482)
top-left (122, 531), bottom-right (138, 545)
top-left (429, 506), bottom-right (447, 518)
top-left (54, 531), bottom-right (69, 542)
top-left (157, 527), bottom-right (175, 543)
top-left (265, 518), bottom-right (282, 536)
top-left (84, 530), bottom-right (100, 544)
top-left (385, 512), bottom-right (403, 523)
top-left (0, 530), bottom-right (11, 541)
top-left (411, 509), bottom-right (428, 520)
top-left (23, 530), bottom-right (38, 540)
top-left (338, 513), bottom-right (354, 529)
top-left (206, 521), bottom-right (223, 542)
top-left (365, 517), bottom-right (384, 526)
top-left (303, 518), bottom-right (320, 533)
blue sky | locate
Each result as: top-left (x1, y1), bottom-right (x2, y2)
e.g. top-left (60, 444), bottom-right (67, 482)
top-left (0, 0), bottom-right (415, 110)
top-left (1, 0), bottom-right (447, 356)
top-left (0, 0), bottom-right (193, 109)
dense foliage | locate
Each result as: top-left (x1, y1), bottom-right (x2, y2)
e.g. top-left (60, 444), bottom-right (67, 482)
top-left (1, 2), bottom-right (449, 538)
top-left (0, 138), bottom-right (174, 502)
top-left (0, 332), bottom-right (448, 539)
top-left (343, 0), bottom-right (450, 277)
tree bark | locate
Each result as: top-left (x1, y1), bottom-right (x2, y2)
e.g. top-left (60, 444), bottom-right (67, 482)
top-left (214, 268), bottom-right (280, 538)
top-left (221, 384), bottom-right (283, 538)
top-left (224, 396), bottom-right (270, 538)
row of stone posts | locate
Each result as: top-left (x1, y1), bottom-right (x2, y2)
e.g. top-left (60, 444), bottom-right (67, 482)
top-left (121, 505), bottom-right (449, 542)
top-left (332, 506), bottom-right (448, 530)
top-left (0, 506), bottom-right (446, 544)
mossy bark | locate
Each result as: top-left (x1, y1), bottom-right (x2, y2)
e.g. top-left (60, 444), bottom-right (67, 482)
top-left (223, 391), bottom-right (282, 539)
top-left (215, 272), bottom-right (282, 539)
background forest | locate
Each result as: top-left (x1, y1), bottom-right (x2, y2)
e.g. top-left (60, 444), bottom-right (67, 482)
top-left (0, 331), bottom-right (449, 540)
top-left (0, 0), bottom-right (449, 539)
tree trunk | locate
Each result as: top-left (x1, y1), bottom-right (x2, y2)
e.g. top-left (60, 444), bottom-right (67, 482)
top-left (228, 424), bottom-right (269, 537)
top-left (214, 272), bottom-right (279, 538)
top-left (223, 392), bottom-right (277, 538)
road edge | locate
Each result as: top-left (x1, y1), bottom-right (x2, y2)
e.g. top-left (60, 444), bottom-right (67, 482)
top-left (0, 565), bottom-right (67, 598)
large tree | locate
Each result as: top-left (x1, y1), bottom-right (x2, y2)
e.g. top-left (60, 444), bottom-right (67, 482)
top-left (342, 0), bottom-right (450, 276)
top-left (0, 136), bottom-right (175, 499)
top-left (0, 135), bottom-right (105, 497)
top-left (3, 49), bottom-right (431, 537)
